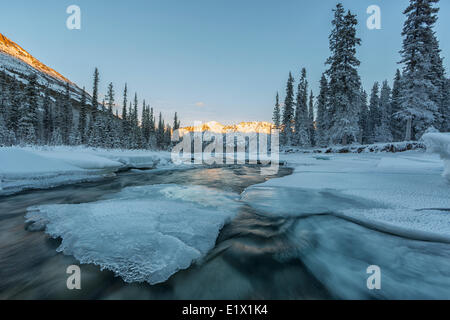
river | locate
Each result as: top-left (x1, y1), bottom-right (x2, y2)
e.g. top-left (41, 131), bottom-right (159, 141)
top-left (0, 164), bottom-right (449, 299)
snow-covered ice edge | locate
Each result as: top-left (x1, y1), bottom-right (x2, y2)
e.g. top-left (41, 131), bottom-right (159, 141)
top-left (0, 146), bottom-right (172, 196)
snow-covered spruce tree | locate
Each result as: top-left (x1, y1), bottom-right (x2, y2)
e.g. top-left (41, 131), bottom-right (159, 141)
top-left (88, 114), bottom-right (106, 148)
top-left (398, 0), bottom-right (445, 140)
top-left (7, 76), bottom-right (20, 134)
top-left (390, 70), bottom-right (404, 141)
top-left (0, 114), bottom-right (15, 146)
top-left (121, 84), bottom-right (130, 149)
top-left (164, 124), bottom-right (172, 149)
top-left (126, 101), bottom-right (133, 148)
top-left (281, 72), bottom-right (295, 146)
top-left (17, 73), bottom-right (39, 145)
top-left (147, 108), bottom-right (157, 149)
top-left (106, 82), bottom-right (115, 114)
top-left (62, 83), bottom-right (73, 145)
top-left (156, 112), bottom-right (165, 149)
top-left (358, 89), bottom-right (369, 145)
top-left (42, 83), bottom-right (53, 144)
top-left (78, 87), bottom-right (87, 144)
top-left (0, 70), bottom-right (16, 146)
top-left (149, 107), bottom-right (155, 134)
top-left (130, 93), bottom-right (143, 149)
top-left (173, 112), bottom-right (180, 130)
top-left (367, 82), bottom-right (380, 144)
top-left (429, 35), bottom-right (446, 130)
top-left (0, 68), bottom-right (7, 118)
top-left (308, 90), bottom-right (315, 146)
top-left (375, 80), bottom-right (393, 142)
top-left (141, 102), bottom-right (151, 147)
top-left (443, 78), bottom-right (450, 131)
top-left (91, 68), bottom-right (100, 123)
top-left (325, 4), bottom-right (362, 145)
top-left (104, 83), bottom-right (116, 148)
top-left (315, 74), bottom-right (329, 147)
top-left (272, 92), bottom-right (281, 129)
top-left (293, 68), bottom-right (310, 147)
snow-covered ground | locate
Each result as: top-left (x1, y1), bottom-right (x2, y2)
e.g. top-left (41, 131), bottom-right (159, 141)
top-left (244, 146), bottom-right (450, 242)
top-left (0, 146), bottom-right (172, 195)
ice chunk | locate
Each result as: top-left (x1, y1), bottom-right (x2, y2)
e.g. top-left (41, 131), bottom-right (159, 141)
top-left (287, 216), bottom-right (450, 299)
top-left (26, 184), bottom-right (240, 284)
top-left (243, 152), bottom-right (450, 240)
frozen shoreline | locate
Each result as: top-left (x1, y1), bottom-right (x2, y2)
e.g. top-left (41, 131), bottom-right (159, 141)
top-left (0, 146), bottom-right (172, 196)
top-left (244, 141), bottom-right (450, 241)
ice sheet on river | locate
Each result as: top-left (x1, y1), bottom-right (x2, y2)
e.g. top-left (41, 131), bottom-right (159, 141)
top-left (242, 152), bottom-right (450, 241)
top-left (26, 184), bottom-right (240, 284)
top-left (0, 147), bottom-right (172, 195)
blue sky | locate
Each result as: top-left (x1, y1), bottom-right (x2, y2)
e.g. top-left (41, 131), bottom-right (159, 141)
top-left (1, 0), bottom-right (449, 125)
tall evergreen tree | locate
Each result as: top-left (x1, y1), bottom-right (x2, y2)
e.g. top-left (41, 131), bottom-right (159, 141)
top-left (308, 90), bottom-right (315, 146)
top-left (281, 72), bottom-right (295, 145)
top-left (293, 68), bottom-right (310, 147)
top-left (368, 82), bottom-right (380, 143)
top-left (358, 89), bottom-right (369, 144)
top-left (375, 80), bottom-right (393, 142)
top-left (173, 112), bottom-right (180, 130)
top-left (91, 68), bottom-right (100, 122)
top-left (157, 112), bottom-right (165, 148)
top-left (315, 74), bottom-right (329, 147)
top-left (7, 76), bottom-right (20, 133)
top-left (42, 83), bottom-right (53, 144)
top-left (62, 83), bottom-right (73, 144)
top-left (149, 107), bottom-right (155, 134)
top-left (18, 73), bottom-right (39, 144)
top-left (122, 84), bottom-right (128, 121)
top-left (398, 0), bottom-right (444, 140)
top-left (391, 70), bottom-right (404, 141)
top-left (325, 4), bottom-right (362, 145)
top-left (106, 82), bottom-right (115, 114)
top-left (0, 68), bottom-right (7, 117)
top-left (78, 87), bottom-right (87, 144)
top-left (272, 92), bottom-right (281, 129)
top-left (443, 78), bottom-right (450, 132)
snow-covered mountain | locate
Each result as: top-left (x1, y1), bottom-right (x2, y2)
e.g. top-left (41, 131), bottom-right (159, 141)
top-left (0, 32), bottom-right (85, 101)
top-left (181, 121), bottom-right (274, 134)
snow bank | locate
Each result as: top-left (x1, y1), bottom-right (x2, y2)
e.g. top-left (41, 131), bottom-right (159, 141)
top-left (243, 152), bottom-right (450, 241)
top-left (283, 141), bottom-right (425, 154)
top-left (26, 184), bottom-right (240, 284)
top-left (423, 132), bottom-right (450, 182)
top-left (0, 148), bottom-right (112, 195)
top-left (0, 147), bottom-right (172, 195)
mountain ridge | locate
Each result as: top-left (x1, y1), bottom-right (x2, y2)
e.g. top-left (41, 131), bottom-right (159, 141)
top-left (0, 33), bottom-right (71, 84)
top-left (181, 121), bottom-right (274, 134)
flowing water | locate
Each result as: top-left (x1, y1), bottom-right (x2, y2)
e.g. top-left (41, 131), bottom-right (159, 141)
top-left (0, 165), bottom-right (449, 300)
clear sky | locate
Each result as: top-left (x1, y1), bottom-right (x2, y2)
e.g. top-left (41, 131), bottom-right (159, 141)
top-left (1, 0), bottom-right (449, 125)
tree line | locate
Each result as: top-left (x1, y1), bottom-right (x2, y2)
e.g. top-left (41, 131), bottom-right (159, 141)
top-left (273, 0), bottom-right (450, 148)
top-left (0, 67), bottom-right (181, 149)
